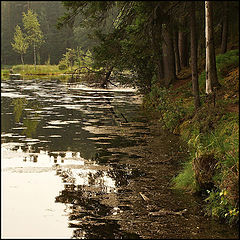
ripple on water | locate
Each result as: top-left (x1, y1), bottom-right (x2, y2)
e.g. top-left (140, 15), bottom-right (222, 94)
top-left (48, 135), bottom-right (62, 138)
top-left (1, 92), bottom-right (29, 98)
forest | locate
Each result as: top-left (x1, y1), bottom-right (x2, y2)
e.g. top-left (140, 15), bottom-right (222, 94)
top-left (1, 0), bottom-right (239, 235)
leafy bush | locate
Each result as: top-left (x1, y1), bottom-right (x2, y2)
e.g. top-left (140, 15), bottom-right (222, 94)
top-left (204, 188), bottom-right (239, 225)
top-left (144, 85), bottom-right (187, 132)
top-left (58, 62), bottom-right (68, 70)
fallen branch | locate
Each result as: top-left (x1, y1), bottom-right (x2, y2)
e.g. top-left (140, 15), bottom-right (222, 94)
top-left (139, 192), bottom-right (150, 201)
top-left (149, 208), bottom-right (187, 216)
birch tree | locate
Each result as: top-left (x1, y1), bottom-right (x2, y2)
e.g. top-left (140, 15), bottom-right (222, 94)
top-left (22, 9), bottom-right (44, 70)
top-left (11, 25), bottom-right (29, 65)
top-left (205, 1), bottom-right (220, 94)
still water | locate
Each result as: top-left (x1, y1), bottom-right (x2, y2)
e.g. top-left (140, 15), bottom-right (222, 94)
top-left (1, 78), bottom-right (238, 239)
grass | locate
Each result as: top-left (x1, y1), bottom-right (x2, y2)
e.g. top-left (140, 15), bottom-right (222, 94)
top-left (1, 64), bottom-right (85, 76)
top-left (171, 160), bottom-right (198, 192)
top-left (11, 64), bottom-right (69, 75)
top-left (1, 64), bottom-right (83, 81)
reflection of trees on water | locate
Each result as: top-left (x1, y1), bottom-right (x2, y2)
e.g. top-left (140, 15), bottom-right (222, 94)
top-left (12, 97), bottom-right (28, 122)
top-left (55, 171), bottom-right (115, 239)
top-left (55, 171), bottom-right (139, 239)
top-left (54, 161), bottom-right (143, 239)
top-left (56, 189), bottom-right (139, 239)
top-left (22, 118), bottom-right (39, 137)
top-left (12, 97), bottom-right (42, 137)
top-left (71, 219), bottom-right (140, 239)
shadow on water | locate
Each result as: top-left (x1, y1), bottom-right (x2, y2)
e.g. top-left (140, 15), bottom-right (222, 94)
top-left (1, 78), bottom-right (239, 239)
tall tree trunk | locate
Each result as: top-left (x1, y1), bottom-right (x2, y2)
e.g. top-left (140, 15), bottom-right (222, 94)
top-left (162, 25), bottom-right (176, 87)
top-left (221, 1), bottom-right (228, 54)
top-left (205, 1), bottom-right (220, 94)
top-left (33, 42), bottom-right (36, 71)
top-left (178, 18), bottom-right (189, 69)
top-left (190, 2), bottom-right (201, 109)
top-left (149, 18), bottom-right (164, 85)
top-left (173, 29), bottom-right (181, 75)
top-left (197, 36), bottom-right (204, 59)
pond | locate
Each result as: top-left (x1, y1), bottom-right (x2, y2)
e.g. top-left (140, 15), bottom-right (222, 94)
top-left (1, 78), bottom-right (238, 239)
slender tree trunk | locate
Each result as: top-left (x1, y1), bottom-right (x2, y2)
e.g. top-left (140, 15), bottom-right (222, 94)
top-left (205, 1), bottom-right (220, 94)
top-left (21, 54), bottom-right (25, 79)
top-left (178, 18), bottom-right (189, 69)
top-left (20, 54), bottom-right (24, 65)
top-left (173, 29), bottom-right (181, 75)
top-left (190, 2), bottom-right (201, 109)
top-left (221, 1), bottom-right (228, 54)
top-left (158, 52), bottom-right (164, 80)
top-left (162, 25), bottom-right (176, 87)
top-left (149, 18), bottom-right (164, 85)
top-left (197, 36), bottom-right (204, 59)
top-left (33, 42), bottom-right (36, 71)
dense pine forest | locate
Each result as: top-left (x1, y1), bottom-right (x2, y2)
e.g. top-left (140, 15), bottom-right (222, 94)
top-left (1, 0), bottom-right (239, 228)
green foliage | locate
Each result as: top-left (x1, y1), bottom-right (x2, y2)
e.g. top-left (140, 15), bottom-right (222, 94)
top-left (61, 48), bottom-right (76, 70)
top-left (216, 49), bottom-right (239, 68)
top-left (58, 47), bottom-right (93, 71)
top-left (22, 9), bottom-right (45, 48)
top-left (171, 160), bottom-right (198, 191)
top-left (58, 61), bottom-right (68, 70)
top-left (144, 85), bottom-right (187, 131)
top-left (204, 189), bottom-right (239, 225)
top-left (172, 106), bottom-right (239, 224)
top-left (1, 68), bottom-right (11, 80)
top-left (1, 1), bottom-right (75, 65)
top-left (11, 25), bottom-right (29, 58)
top-left (22, 9), bottom-right (45, 67)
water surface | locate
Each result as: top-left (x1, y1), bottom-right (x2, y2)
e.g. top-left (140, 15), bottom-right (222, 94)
top-left (1, 78), bottom-right (238, 239)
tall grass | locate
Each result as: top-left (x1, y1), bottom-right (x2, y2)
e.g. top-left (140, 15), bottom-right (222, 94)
top-left (11, 64), bottom-right (68, 74)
